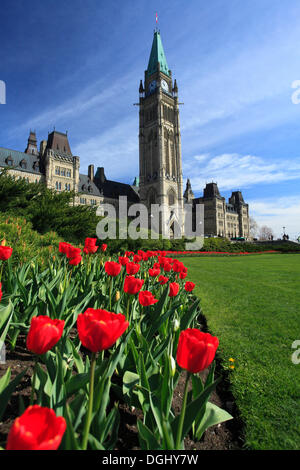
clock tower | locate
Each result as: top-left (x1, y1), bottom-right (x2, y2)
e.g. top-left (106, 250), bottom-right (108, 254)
top-left (138, 30), bottom-right (184, 237)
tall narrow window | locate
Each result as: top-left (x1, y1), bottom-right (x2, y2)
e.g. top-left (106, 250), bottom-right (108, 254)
top-left (171, 141), bottom-right (176, 176)
top-left (165, 137), bottom-right (170, 175)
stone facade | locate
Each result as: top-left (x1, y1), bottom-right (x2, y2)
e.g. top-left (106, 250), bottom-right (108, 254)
top-left (187, 182), bottom-right (250, 239)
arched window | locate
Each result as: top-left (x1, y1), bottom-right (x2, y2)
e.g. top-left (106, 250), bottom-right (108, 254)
top-left (168, 190), bottom-right (176, 206)
top-left (148, 188), bottom-right (156, 208)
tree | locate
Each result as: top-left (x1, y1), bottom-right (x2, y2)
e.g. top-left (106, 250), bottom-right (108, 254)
top-left (0, 170), bottom-right (100, 243)
top-left (258, 225), bottom-right (274, 241)
top-left (249, 217), bottom-right (259, 238)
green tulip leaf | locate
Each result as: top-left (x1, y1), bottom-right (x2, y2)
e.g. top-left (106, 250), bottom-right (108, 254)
top-left (194, 402), bottom-right (233, 440)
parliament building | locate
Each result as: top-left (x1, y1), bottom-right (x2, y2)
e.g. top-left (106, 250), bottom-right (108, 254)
top-left (0, 30), bottom-right (250, 240)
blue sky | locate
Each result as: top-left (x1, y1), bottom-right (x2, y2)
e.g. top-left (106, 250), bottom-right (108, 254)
top-left (1, 0), bottom-right (300, 239)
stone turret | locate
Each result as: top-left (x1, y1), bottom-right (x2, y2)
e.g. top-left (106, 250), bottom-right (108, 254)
top-left (25, 130), bottom-right (39, 156)
top-left (184, 178), bottom-right (194, 203)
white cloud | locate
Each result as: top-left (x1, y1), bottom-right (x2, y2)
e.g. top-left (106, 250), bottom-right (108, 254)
top-left (73, 118), bottom-right (138, 181)
top-left (249, 196), bottom-right (300, 240)
top-left (183, 152), bottom-right (300, 192)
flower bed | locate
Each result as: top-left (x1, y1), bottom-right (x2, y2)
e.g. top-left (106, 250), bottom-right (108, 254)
top-left (0, 243), bottom-right (234, 450)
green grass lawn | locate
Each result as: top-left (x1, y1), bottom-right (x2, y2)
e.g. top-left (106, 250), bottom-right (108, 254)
top-left (184, 254), bottom-right (300, 450)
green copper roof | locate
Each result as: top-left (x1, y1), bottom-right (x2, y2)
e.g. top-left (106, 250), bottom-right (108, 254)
top-left (147, 31), bottom-right (170, 77)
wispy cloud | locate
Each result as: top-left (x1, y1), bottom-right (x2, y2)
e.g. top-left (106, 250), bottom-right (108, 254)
top-left (183, 153), bottom-right (300, 192)
top-left (249, 196), bottom-right (300, 239)
top-left (73, 118), bottom-right (138, 181)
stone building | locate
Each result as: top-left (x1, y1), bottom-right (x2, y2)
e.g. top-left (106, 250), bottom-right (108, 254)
top-left (0, 29), bottom-right (250, 240)
top-left (0, 129), bottom-right (139, 211)
top-left (184, 181), bottom-right (250, 239)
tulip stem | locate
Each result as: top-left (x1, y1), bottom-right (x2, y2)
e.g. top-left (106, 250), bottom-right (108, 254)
top-left (175, 371), bottom-right (191, 449)
top-left (0, 262), bottom-right (3, 283)
top-left (126, 295), bottom-right (131, 322)
top-left (82, 352), bottom-right (96, 450)
top-left (30, 357), bottom-right (38, 405)
top-left (109, 277), bottom-right (113, 310)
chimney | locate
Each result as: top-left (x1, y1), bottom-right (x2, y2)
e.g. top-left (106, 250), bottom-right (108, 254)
top-left (88, 164), bottom-right (94, 182)
top-left (99, 167), bottom-right (105, 184)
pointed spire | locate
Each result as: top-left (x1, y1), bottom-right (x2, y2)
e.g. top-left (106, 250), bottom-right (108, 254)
top-left (25, 130), bottom-right (39, 155)
top-left (147, 31), bottom-right (170, 77)
top-left (184, 179), bottom-right (195, 202)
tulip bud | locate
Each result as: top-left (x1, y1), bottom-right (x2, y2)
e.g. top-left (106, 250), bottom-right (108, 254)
top-left (169, 354), bottom-right (176, 377)
top-left (115, 290), bottom-right (120, 302)
top-left (1, 239), bottom-right (6, 246)
top-left (59, 282), bottom-right (64, 294)
top-left (173, 318), bottom-right (180, 331)
top-left (30, 262), bottom-right (35, 270)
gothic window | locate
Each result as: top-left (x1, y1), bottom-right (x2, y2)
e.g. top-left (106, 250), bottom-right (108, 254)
top-left (6, 156), bottom-right (13, 166)
top-left (33, 162), bottom-right (39, 172)
top-left (148, 188), bottom-right (156, 207)
top-left (168, 190), bottom-right (176, 206)
top-left (164, 137), bottom-right (170, 175)
top-left (20, 159), bottom-right (27, 169)
top-left (170, 141), bottom-right (176, 176)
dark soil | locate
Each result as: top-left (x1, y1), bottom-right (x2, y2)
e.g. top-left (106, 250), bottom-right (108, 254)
top-left (0, 333), bottom-right (245, 450)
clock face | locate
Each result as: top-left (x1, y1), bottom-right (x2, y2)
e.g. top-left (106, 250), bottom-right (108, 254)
top-left (149, 80), bottom-right (157, 93)
top-left (161, 79), bottom-right (168, 92)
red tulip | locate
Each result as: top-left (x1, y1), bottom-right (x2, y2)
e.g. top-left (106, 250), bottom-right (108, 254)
top-left (58, 242), bottom-right (72, 256)
top-left (169, 282), bottom-right (180, 297)
top-left (6, 405), bottom-right (66, 450)
top-left (162, 262), bottom-right (172, 272)
top-left (124, 276), bottom-right (144, 295)
top-left (101, 243), bottom-right (107, 252)
top-left (173, 260), bottom-right (185, 273)
top-left (66, 246), bottom-right (81, 260)
top-left (119, 256), bottom-right (129, 266)
top-left (139, 291), bottom-right (158, 307)
top-left (158, 275), bottom-right (169, 285)
top-left (179, 271), bottom-right (188, 280)
top-left (149, 268), bottom-right (160, 277)
top-left (105, 261), bottom-right (122, 277)
top-left (176, 329), bottom-right (219, 373)
top-left (0, 246), bottom-right (13, 261)
top-left (77, 308), bottom-right (129, 352)
top-left (185, 281), bottom-right (195, 292)
top-left (125, 251), bottom-right (134, 258)
top-left (133, 255), bottom-right (142, 263)
top-left (126, 262), bottom-right (140, 275)
top-left (69, 255), bottom-right (82, 266)
top-left (83, 238), bottom-right (98, 254)
top-left (26, 316), bottom-right (65, 355)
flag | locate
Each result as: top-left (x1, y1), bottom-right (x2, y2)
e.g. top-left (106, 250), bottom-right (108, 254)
top-left (156, 12), bottom-right (158, 24)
